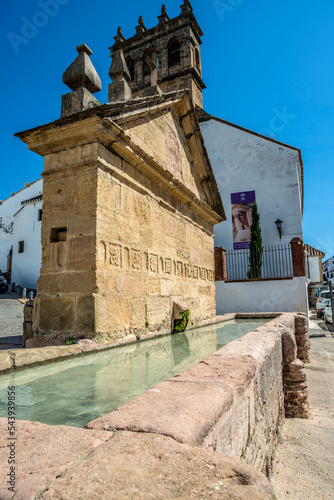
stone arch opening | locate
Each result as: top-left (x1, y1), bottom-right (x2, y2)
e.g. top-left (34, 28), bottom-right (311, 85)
top-left (195, 48), bottom-right (200, 69)
top-left (168, 37), bottom-right (181, 67)
top-left (126, 57), bottom-right (135, 81)
top-left (143, 47), bottom-right (159, 77)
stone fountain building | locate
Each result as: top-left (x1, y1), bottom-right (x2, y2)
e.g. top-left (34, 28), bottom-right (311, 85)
top-left (16, 2), bottom-right (225, 346)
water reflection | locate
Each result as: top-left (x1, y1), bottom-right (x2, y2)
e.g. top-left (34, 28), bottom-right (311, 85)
top-left (0, 320), bottom-right (266, 428)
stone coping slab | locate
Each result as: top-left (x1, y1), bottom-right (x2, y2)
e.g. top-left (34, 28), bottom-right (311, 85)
top-left (0, 419), bottom-right (276, 499)
top-left (0, 313), bottom-right (280, 374)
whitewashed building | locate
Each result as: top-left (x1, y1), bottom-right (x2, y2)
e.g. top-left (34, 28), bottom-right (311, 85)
top-left (0, 179), bottom-right (43, 290)
top-left (198, 112), bottom-right (308, 313)
top-left (304, 244), bottom-right (325, 284)
top-left (323, 257), bottom-right (334, 286)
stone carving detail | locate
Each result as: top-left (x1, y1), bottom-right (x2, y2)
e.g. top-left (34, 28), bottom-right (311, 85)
top-left (131, 250), bottom-right (142, 271)
top-left (150, 255), bottom-right (158, 274)
top-left (176, 261), bottom-right (183, 278)
top-left (61, 44), bottom-right (102, 117)
top-left (110, 244), bottom-right (122, 267)
top-left (185, 264), bottom-right (192, 279)
top-left (207, 270), bottom-right (214, 282)
top-left (164, 259), bottom-right (172, 275)
top-left (100, 241), bottom-right (107, 264)
top-left (99, 241), bottom-right (214, 282)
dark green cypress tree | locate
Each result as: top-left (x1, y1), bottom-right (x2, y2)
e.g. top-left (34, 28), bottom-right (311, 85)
top-left (248, 202), bottom-right (263, 279)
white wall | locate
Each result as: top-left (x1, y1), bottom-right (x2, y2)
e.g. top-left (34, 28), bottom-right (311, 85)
top-left (0, 179), bottom-right (42, 274)
top-left (308, 256), bottom-right (321, 283)
top-left (12, 201), bottom-right (42, 289)
top-left (200, 120), bottom-right (303, 249)
top-left (216, 277), bottom-right (308, 314)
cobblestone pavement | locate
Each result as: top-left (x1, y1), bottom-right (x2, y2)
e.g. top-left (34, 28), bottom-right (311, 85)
top-left (0, 292), bottom-right (24, 348)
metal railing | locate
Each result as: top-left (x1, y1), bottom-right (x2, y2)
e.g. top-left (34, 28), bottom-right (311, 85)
top-left (226, 244), bottom-right (293, 281)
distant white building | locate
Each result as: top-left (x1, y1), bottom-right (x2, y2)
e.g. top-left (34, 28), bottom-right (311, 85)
top-left (0, 179), bottom-right (43, 290)
top-left (323, 257), bottom-right (334, 286)
top-left (304, 244), bottom-right (325, 284)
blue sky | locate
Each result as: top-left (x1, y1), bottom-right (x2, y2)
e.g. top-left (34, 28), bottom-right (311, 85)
top-left (1, 0), bottom-right (333, 256)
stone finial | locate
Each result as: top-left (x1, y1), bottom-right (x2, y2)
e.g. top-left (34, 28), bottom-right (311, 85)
top-left (158, 4), bottom-right (170, 25)
top-left (108, 49), bottom-right (132, 102)
top-left (180, 0), bottom-right (193, 13)
top-left (114, 26), bottom-right (125, 44)
top-left (63, 44), bottom-right (102, 93)
top-left (61, 44), bottom-right (102, 117)
top-left (136, 15), bottom-right (147, 34)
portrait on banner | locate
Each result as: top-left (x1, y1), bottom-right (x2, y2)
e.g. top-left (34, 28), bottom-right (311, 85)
top-left (231, 191), bottom-right (256, 249)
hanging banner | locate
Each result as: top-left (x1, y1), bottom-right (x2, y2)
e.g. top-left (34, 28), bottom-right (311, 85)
top-left (231, 191), bottom-right (256, 249)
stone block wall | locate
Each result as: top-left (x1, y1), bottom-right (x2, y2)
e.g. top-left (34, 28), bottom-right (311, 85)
top-left (18, 94), bottom-right (223, 347)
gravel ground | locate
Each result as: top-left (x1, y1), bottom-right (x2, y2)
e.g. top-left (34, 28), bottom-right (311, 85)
top-left (0, 291), bottom-right (24, 348)
top-left (271, 311), bottom-right (334, 499)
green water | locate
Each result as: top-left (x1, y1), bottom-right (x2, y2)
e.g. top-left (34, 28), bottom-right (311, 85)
top-left (0, 320), bottom-right (266, 428)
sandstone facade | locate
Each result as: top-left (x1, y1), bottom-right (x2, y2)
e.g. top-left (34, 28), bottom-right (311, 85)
top-left (16, 92), bottom-right (224, 346)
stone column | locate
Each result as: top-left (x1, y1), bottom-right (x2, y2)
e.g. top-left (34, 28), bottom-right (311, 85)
top-left (281, 321), bottom-right (310, 419)
top-left (214, 247), bottom-right (227, 281)
top-left (294, 313), bottom-right (310, 363)
top-left (290, 237), bottom-right (306, 277)
top-left (23, 300), bottom-right (34, 345)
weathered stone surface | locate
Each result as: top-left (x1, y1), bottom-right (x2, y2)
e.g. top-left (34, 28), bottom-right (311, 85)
top-left (173, 355), bottom-right (257, 397)
top-left (61, 44), bottom-right (102, 117)
top-left (108, 49), bottom-right (132, 102)
top-left (283, 359), bottom-right (307, 383)
top-left (23, 300), bottom-right (33, 321)
top-left (41, 431), bottom-right (276, 500)
top-left (37, 297), bottom-right (75, 333)
top-left (87, 379), bottom-right (234, 447)
top-left (0, 418), bottom-right (113, 500)
top-left (9, 345), bottom-right (82, 368)
top-left (0, 353), bottom-right (12, 371)
top-left (0, 417), bottom-right (276, 499)
top-left (61, 87), bottom-right (100, 118)
top-left (281, 327), bottom-right (298, 364)
top-left (295, 325), bottom-right (309, 335)
top-left (63, 44), bottom-right (102, 93)
top-left (285, 389), bottom-right (310, 418)
top-left (76, 338), bottom-right (98, 350)
top-left (297, 347), bottom-right (311, 363)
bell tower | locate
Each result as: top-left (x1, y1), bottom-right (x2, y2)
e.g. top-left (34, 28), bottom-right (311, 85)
top-left (110, 0), bottom-right (206, 108)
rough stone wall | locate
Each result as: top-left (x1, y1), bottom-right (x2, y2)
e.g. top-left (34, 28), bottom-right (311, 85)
top-left (30, 156), bottom-right (99, 346)
top-left (94, 138), bottom-right (216, 341)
